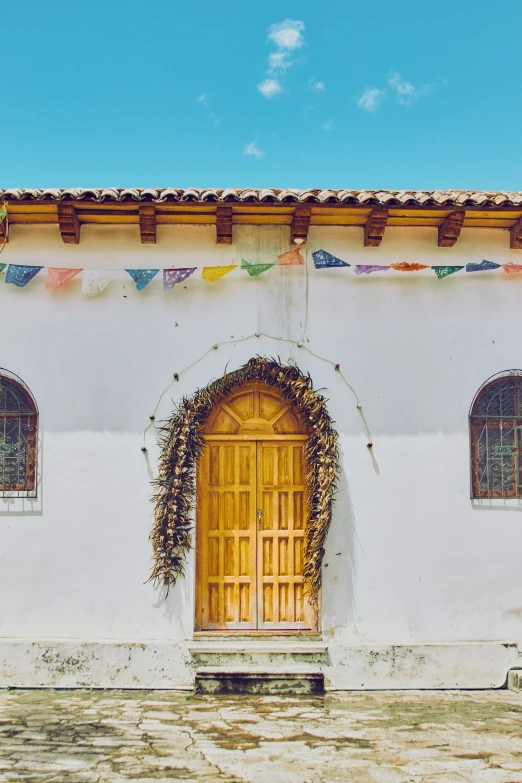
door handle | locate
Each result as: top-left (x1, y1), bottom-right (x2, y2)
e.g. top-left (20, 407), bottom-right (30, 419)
top-left (257, 509), bottom-right (263, 531)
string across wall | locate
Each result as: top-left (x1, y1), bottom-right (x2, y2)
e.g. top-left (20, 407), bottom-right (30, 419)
top-left (141, 331), bottom-right (374, 454)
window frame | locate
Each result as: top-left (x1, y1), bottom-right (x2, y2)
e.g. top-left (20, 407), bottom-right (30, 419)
top-left (469, 370), bottom-right (522, 499)
top-left (0, 369), bottom-right (38, 498)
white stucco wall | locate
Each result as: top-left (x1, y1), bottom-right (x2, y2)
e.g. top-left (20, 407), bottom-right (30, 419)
top-left (0, 221), bottom-right (521, 686)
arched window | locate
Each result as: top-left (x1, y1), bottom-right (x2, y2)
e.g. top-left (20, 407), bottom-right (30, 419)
top-left (0, 371), bottom-right (38, 497)
top-left (470, 370), bottom-right (522, 498)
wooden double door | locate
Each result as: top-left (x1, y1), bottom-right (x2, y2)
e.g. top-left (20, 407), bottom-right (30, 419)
top-left (196, 436), bottom-right (316, 630)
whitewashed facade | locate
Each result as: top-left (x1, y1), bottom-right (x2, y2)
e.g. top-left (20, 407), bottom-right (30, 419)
top-left (0, 215), bottom-right (521, 689)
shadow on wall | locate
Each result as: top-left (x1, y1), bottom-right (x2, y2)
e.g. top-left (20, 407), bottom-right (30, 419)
top-left (321, 462), bottom-right (358, 639)
top-left (150, 551), bottom-right (195, 637)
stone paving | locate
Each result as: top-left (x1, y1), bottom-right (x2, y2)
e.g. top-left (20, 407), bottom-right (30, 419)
top-left (1, 689), bottom-right (522, 782)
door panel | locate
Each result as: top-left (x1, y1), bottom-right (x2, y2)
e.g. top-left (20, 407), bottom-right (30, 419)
top-left (197, 441), bottom-right (257, 629)
top-left (257, 441), bottom-right (315, 630)
top-left (196, 436), bottom-right (316, 631)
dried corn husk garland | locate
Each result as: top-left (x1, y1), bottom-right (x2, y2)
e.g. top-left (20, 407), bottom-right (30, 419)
top-left (150, 357), bottom-right (340, 602)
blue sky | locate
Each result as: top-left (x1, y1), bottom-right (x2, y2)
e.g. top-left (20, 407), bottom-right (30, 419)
top-left (4, 1), bottom-right (520, 190)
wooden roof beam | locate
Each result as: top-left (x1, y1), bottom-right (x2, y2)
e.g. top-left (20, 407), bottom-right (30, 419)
top-left (291, 205), bottom-right (311, 244)
top-left (438, 211), bottom-right (464, 247)
top-left (364, 208), bottom-right (388, 247)
top-left (216, 206), bottom-right (233, 244)
top-left (139, 205), bottom-right (156, 244)
top-left (58, 204), bottom-right (80, 244)
top-left (510, 216), bottom-right (522, 249)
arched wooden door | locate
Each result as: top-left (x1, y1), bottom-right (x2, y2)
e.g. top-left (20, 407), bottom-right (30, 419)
top-left (195, 383), bottom-right (317, 631)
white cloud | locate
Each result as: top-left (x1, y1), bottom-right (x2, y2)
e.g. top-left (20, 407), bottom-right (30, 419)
top-left (258, 19), bottom-right (304, 98)
top-left (357, 87), bottom-right (385, 112)
top-left (243, 141), bottom-right (264, 159)
top-left (268, 51), bottom-right (295, 73)
top-left (197, 93), bottom-right (220, 125)
top-left (388, 71), bottom-right (432, 106)
top-left (258, 78), bottom-right (282, 99)
top-left (387, 72), bottom-right (415, 105)
top-left (321, 120), bottom-right (334, 131)
top-left (310, 78), bottom-right (325, 92)
top-left (268, 19), bottom-right (305, 51)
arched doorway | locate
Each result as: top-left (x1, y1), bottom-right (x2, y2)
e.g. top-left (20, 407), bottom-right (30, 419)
top-left (195, 382), bottom-right (317, 631)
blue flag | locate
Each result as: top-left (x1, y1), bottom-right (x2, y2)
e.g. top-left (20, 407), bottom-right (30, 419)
top-left (466, 260), bottom-right (501, 273)
top-left (312, 250), bottom-right (350, 269)
top-left (6, 265), bottom-right (43, 287)
top-left (126, 269), bottom-right (160, 290)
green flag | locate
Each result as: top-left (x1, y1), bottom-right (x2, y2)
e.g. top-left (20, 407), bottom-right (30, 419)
top-left (0, 203), bottom-right (7, 221)
top-left (0, 264), bottom-right (6, 274)
top-left (241, 259), bottom-right (275, 277)
top-left (432, 265), bottom-right (464, 280)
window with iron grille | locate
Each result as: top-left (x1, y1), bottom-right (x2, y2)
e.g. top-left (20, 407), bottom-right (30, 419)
top-left (0, 371), bottom-right (38, 498)
top-left (470, 370), bottom-right (522, 498)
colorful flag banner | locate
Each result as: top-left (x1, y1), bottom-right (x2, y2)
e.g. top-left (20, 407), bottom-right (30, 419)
top-left (432, 266), bottom-right (465, 280)
top-left (503, 263), bottom-right (522, 274)
top-left (392, 262), bottom-right (430, 272)
top-left (278, 248), bottom-right (304, 265)
top-left (163, 267), bottom-right (196, 290)
top-left (241, 259), bottom-right (275, 277)
top-left (46, 268), bottom-right (82, 291)
top-left (126, 269), bottom-right (159, 290)
top-left (81, 271), bottom-right (112, 295)
top-left (312, 250), bottom-right (350, 269)
top-left (201, 265), bottom-right (237, 282)
top-left (6, 265), bottom-right (43, 287)
top-left (466, 260), bottom-right (501, 273)
top-left (0, 264), bottom-right (6, 274)
top-left (353, 265), bottom-right (391, 275)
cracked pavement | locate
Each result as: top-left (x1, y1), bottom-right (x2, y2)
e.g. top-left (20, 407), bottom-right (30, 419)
top-left (0, 689), bottom-right (522, 782)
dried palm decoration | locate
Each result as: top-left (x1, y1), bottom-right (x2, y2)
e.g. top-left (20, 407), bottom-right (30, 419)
top-left (150, 357), bottom-right (340, 602)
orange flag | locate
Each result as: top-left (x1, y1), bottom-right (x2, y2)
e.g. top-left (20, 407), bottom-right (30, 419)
top-left (503, 262), bottom-right (522, 274)
top-left (46, 268), bottom-right (82, 291)
top-left (392, 262), bottom-right (429, 272)
top-left (278, 248), bottom-right (304, 265)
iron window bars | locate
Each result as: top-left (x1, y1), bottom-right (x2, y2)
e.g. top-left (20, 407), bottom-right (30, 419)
top-left (0, 369), bottom-right (38, 498)
top-left (470, 370), bottom-right (522, 498)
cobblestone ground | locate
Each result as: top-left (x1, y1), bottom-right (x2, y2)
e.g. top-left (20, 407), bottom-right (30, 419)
top-left (1, 689), bottom-right (522, 783)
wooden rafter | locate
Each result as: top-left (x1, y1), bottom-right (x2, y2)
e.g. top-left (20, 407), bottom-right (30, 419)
top-left (139, 205), bottom-right (156, 244)
top-left (2, 200), bottom-right (522, 247)
top-left (58, 204), bottom-right (80, 244)
top-left (216, 206), bottom-right (233, 244)
top-left (291, 205), bottom-right (311, 244)
top-left (438, 211), bottom-right (465, 247)
top-left (510, 216), bottom-right (522, 250)
top-left (364, 208), bottom-right (388, 247)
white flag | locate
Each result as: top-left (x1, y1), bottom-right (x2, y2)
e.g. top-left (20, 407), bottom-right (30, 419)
top-left (81, 271), bottom-right (112, 295)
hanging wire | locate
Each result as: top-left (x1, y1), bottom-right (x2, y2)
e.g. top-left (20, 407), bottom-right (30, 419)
top-left (142, 331), bottom-right (373, 450)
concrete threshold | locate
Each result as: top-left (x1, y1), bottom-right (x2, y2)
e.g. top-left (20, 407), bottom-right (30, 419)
top-left (189, 640), bottom-right (327, 655)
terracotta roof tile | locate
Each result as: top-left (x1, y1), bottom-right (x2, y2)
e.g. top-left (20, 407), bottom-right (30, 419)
top-left (1, 187), bottom-right (522, 208)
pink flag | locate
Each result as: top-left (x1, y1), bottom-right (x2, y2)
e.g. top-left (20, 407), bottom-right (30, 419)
top-left (46, 268), bottom-right (82, 291)
top-left (278, 248), bottom-right (305, 265)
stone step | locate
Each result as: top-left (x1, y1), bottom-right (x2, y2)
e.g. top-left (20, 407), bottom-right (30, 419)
top-left (189, 640), bottom-right (328, 667)
top-left (508, 669), bottom-right (522, 691)
top-left (195, 666), bottom-right (324, 695)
